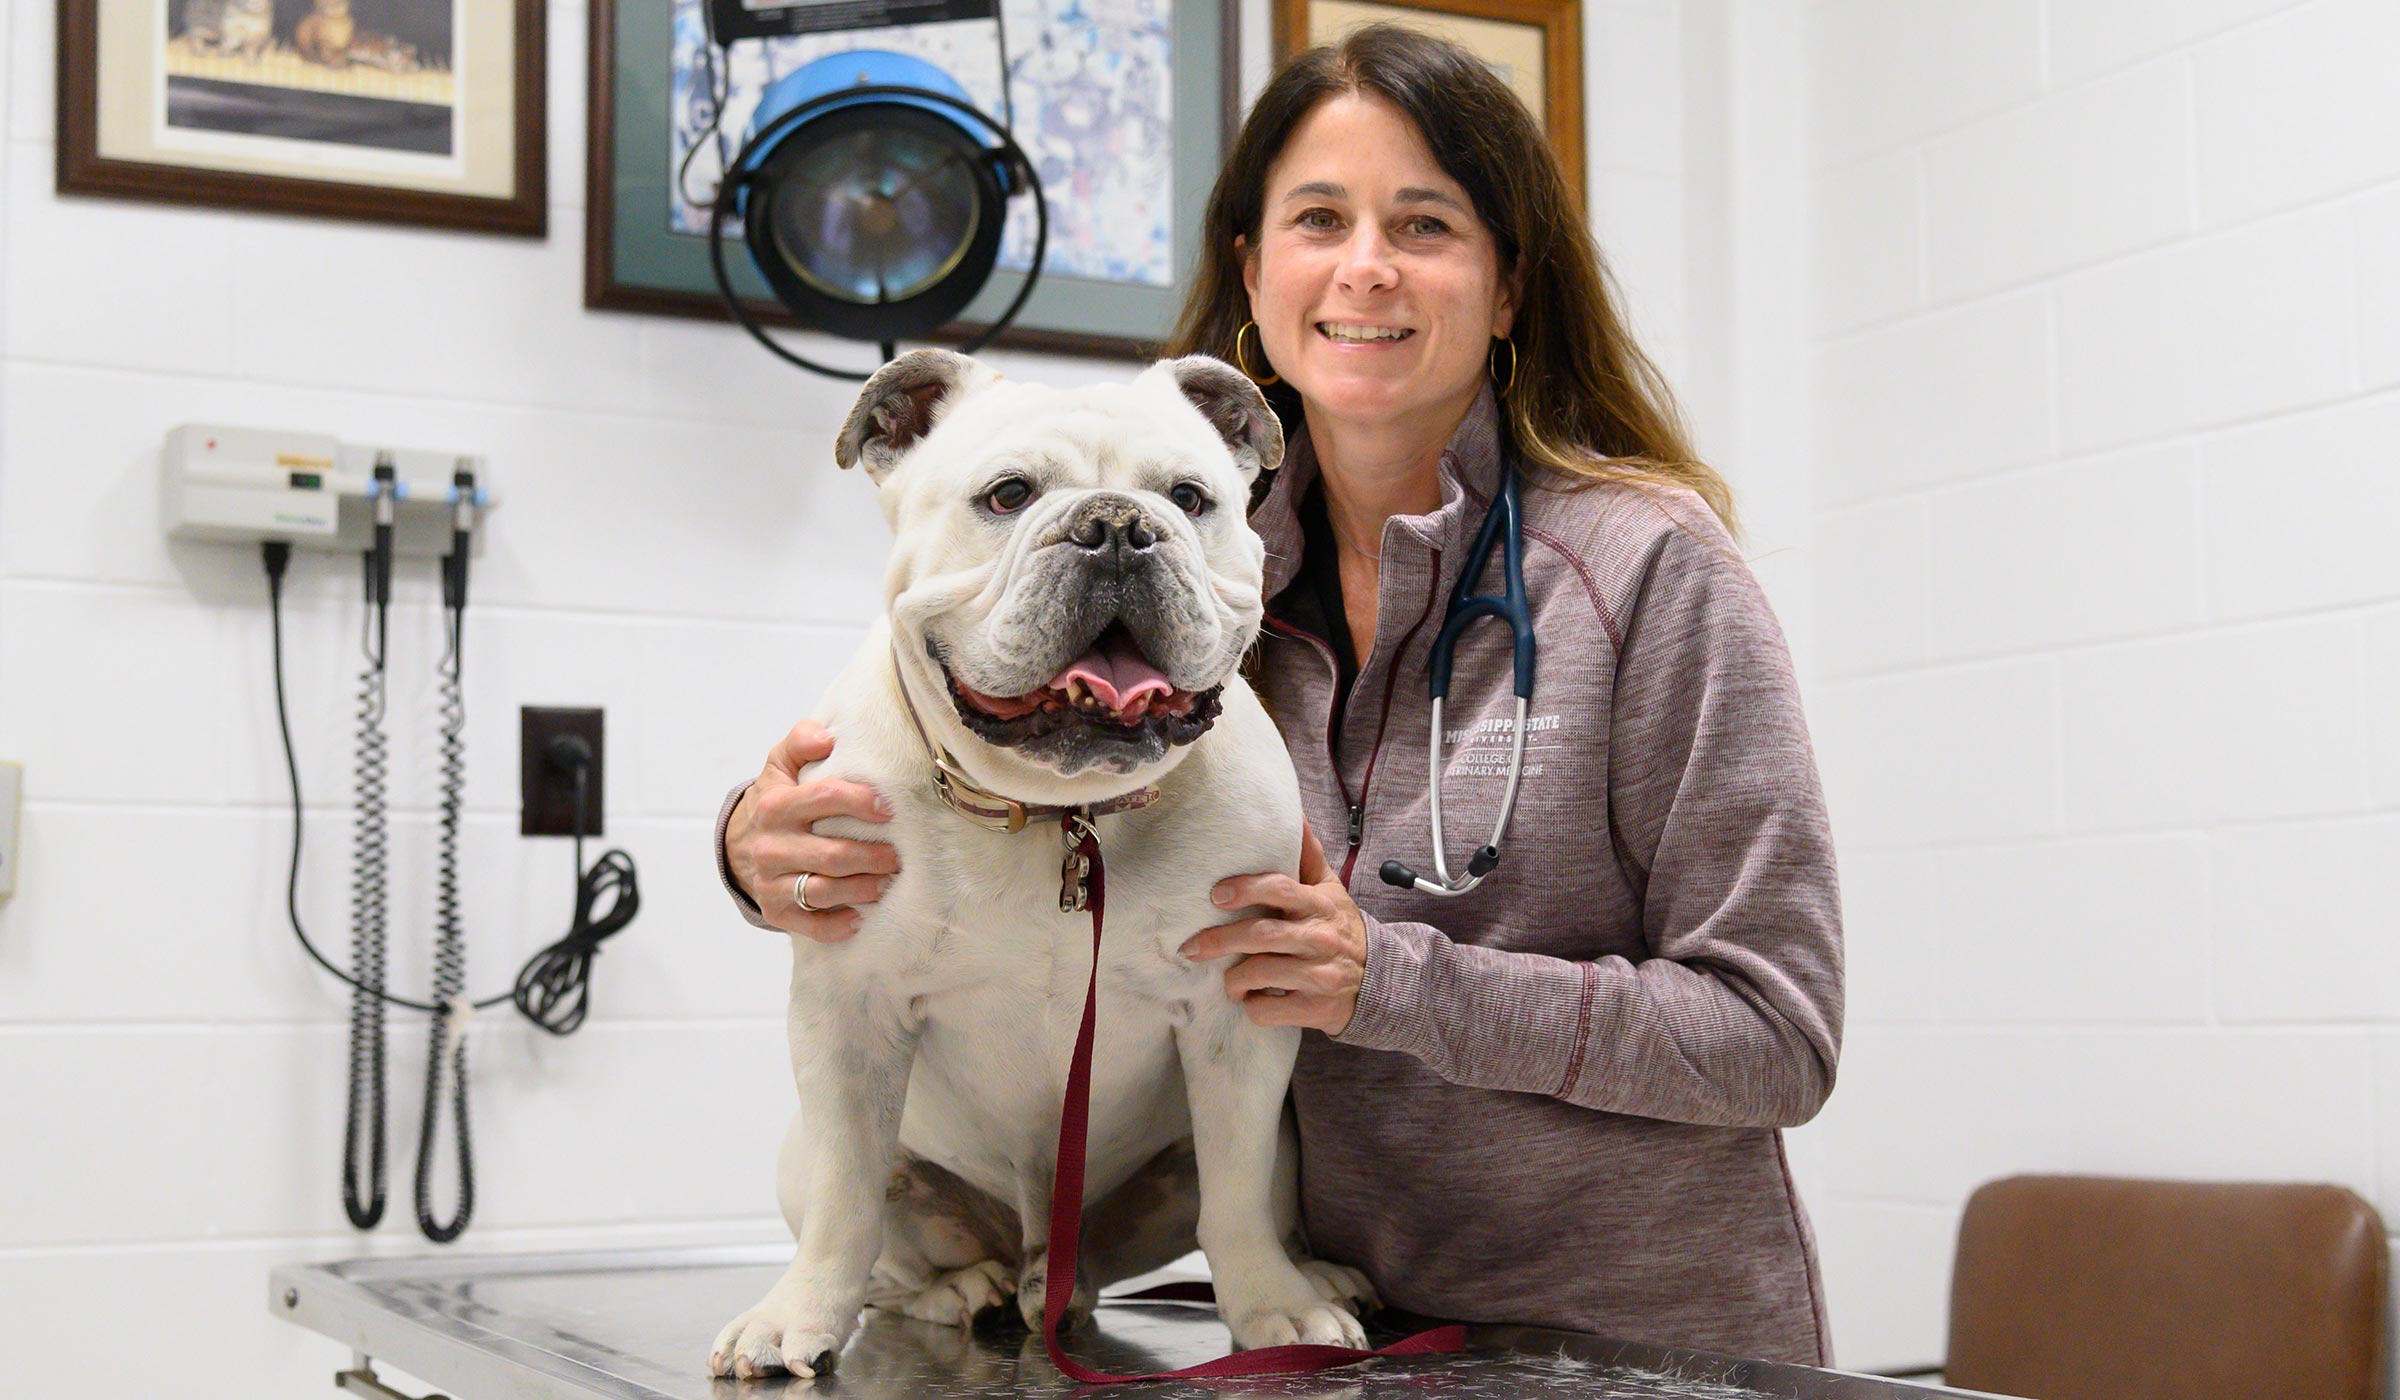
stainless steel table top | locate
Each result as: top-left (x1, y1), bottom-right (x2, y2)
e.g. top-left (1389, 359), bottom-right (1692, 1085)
top-left (268, 1244), bottom-right (1987, 1400)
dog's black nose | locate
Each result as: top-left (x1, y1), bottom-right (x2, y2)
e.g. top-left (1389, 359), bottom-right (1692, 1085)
top-left (1065, 498), bottom-right (1158, 556)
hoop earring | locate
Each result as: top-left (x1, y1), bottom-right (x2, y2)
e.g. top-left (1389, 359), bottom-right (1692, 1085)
top-left (1489, 336), bottom-right (1517, 397)
top-left (1234, 321), bottom-right (1280, 386)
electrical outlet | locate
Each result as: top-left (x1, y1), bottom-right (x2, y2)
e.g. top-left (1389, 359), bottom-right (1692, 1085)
top-left (520, 708), bottom-right (603, 838)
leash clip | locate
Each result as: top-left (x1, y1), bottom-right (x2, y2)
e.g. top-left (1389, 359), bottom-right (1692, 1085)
top-left (1059, 812), bottom-right (1096, 912)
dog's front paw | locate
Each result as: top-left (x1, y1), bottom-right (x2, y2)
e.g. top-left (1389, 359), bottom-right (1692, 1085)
top-left (1016, 1252), bottom-right (1097, 1332)
top-left (885, 1259), bottom-right (1015, 1329)
top-left (1226, 1299), bottom-right (1370, 1351)
top-left (708, 1292), bottom-right (854, 1379)
top-left (1295, 1259), bottom-right (1381, 1318)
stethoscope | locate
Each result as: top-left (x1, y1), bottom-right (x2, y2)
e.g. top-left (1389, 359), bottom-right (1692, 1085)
top-left (1379, 465), bottom-right (1535, 898)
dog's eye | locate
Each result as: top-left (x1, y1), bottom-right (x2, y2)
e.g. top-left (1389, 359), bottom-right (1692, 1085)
top-left (1169, 483), bottom-right (1210, 516)
top-left (984, 478), bottom-right (1035, 514)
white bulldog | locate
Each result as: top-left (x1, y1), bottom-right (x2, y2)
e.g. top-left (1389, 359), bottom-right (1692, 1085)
top-left (710, 350), bottom-right (1376, 1380)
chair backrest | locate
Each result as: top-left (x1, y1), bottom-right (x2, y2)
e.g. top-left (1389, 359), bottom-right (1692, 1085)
top-left (1945, 1175), bottom-right (2387, 1400)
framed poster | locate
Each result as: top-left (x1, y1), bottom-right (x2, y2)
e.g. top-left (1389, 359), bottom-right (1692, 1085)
top-left (57, 0), bottom-right (546, 235)
top-left (1274, 0), bottom-right (1581, 211)
top-left (585, 0), bottom-right (1240, 360)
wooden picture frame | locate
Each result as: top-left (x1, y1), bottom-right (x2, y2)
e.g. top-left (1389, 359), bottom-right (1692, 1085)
top-left (57, 0), bottom-right (545, 236)
top-left (1273, 0), bottom-right (1583, 212)
top-left (584, 0), bottom-right (1241, 361)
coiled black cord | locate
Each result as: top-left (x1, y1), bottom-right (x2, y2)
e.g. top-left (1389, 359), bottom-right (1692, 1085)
top-left (415, 541), bottom-right (474, 1243)
top-left (512, 762), bottom-right (640, 1036)
top-left (342, 492), bottom-right (395, 1229)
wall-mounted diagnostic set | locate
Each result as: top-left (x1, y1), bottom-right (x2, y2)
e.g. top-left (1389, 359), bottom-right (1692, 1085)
top-left (165, 425), bottom-right (639, 1244)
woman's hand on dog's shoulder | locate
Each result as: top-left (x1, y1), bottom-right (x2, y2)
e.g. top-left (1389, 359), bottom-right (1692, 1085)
top-left (728, 719), bottom-right (901, 943)
top-left (1182, 824), bottom-right (1366, 1035)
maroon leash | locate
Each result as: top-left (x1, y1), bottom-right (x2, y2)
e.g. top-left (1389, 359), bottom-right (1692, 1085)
top-left (1038, 816), bottom-right (1468, 1383)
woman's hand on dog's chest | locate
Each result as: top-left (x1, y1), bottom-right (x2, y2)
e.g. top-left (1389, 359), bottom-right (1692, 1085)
top-left (1179, 824), bottom-right (1366, 1035)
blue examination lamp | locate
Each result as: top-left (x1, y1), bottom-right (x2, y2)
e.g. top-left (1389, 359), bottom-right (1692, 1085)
top-left (707, 48), bottom-right (1048, 380)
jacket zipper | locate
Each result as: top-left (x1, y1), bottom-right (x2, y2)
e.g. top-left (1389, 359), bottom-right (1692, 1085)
top-left (1260, 616), bottom-right (1355, 830)
top-left (1261, 547), bottom-right (1445, 889)
top-left (1338, 550), bottom-right (1443, 887)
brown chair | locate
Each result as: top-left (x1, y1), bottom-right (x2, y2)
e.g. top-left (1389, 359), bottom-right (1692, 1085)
top-left (1891, 1175), bottom-right (2388, 1400)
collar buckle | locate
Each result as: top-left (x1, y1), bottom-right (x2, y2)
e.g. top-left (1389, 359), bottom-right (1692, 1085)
top-left (928, 756), bottom-right (1031, 833)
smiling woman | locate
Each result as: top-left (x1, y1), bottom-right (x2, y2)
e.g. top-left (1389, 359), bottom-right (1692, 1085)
top-left (1142, 22), bottom-right (1845, 1365)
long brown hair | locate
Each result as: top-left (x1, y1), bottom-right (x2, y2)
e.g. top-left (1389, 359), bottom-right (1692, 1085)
top-left (1166, 24), bottom-right (1740, 542)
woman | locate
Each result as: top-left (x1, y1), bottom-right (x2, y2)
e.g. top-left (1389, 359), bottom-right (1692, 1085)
top-left (719, 25), bottom-right (1842, 1365)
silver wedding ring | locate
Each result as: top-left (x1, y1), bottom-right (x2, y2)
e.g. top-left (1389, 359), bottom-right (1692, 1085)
top-left (793, 872), bottom-right (829, 913)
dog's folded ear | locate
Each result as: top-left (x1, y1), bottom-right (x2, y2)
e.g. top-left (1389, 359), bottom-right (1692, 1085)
top-left (1157, 356), bottom-right (1285, 485)
top-left (836, 348), bottom-right (991, 481)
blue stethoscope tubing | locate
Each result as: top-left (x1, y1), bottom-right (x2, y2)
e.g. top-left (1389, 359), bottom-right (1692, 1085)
top-left (1380, 465), bottom-right (1536, 898)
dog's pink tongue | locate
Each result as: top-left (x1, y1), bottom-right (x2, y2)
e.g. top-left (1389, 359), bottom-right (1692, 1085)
top-left (1050, 632), bottom-right (1172, 710)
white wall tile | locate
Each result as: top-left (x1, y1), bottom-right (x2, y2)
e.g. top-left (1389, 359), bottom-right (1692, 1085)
top-left (2053, 209), bottom-right (2355, 453)
top-left (1590, 168), bottom-right (1688, 372)
top-left (546, 0), bottom-right (587, 213)
top-left (0, 1020), bottom-right (790, 1247)
top-left (0, 583), bottom-right (234, 804)
top-left (1804, 0), bottom-right (2043, 170)
top-left (2201, 395), bottom-right (2400, 620)
top-left (2377, 1034), bottom-right (2400, 1236)
top-left (2060, 619), bottom-right (2367, 831)
top-left (1812, 658), bottom-right (2059, 848)
top-left (5, 161), bottom-right (239, 374)
top-left (2, 1241), bottom-right (393, 1398)
top-left (2046, 0), bottom-right (2310, 88)
top-left (2357, 184), bottom-right (2400, 389)
top-left (2370, 608), bottom-right (2400, 808)
top-left (231, 216), bottom-right (648, 416)
top-left (11, 0), bottom-right (48, 142)
top-left (1925, 442), bottom-right (2203, 659)
top-left (0, 806), bottom-right (336, 1023)
top-left (1811, 292), bottom-right (2052, 507)
top-left (1830, 846), bottom-right (1944, 1028)
top-left (1810, 1199), bottom-right (1955, 1373)
top-left (1585, 0), bottom-right (1684, 178)
top-left (1923, 59), bottom-right (2191, 301)
top-left (1809, 152), bottom-right (1921, 336)
top-left (2212, 817), bottom-right (2400, 1023)
top-left (1936, 834), bottom-right (2211, 1024)
top-left (2192, 0), bottom-right (2400, 227)
top-left (634, 618), bottom-right (867, 820)
top-left (1816, 1027), bottom-right (2377, 1207)
top-left (1810, 497), bottom-right (1928, 678)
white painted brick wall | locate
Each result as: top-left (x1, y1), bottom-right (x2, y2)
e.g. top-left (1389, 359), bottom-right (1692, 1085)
top-left (0, 4), bottom-right (1699, 1396)
top-left (1795, 0), bottom-right (2400, 1379)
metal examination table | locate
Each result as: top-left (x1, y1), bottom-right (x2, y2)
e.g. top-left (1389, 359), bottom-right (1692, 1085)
top-left (269, 1245), bottom-right (1991, 1400)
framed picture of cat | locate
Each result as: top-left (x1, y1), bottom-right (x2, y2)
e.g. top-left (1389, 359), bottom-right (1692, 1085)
top-left (57, 0), bottom-right (546, 236)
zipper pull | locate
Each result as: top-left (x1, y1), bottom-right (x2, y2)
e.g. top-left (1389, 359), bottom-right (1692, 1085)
top-left (1346, 804), bottom-right (1364, 848)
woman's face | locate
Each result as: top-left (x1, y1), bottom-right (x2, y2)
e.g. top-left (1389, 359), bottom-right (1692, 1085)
top-left (1241, 93), bottom-right (1514, 439)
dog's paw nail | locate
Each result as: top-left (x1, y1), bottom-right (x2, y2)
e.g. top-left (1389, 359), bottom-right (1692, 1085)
top-left (801, 1349), bottom-right (836, 1376)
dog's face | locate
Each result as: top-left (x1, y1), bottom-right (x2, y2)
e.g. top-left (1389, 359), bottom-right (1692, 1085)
top-left (836, 350), bottom-right (1283, 804)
